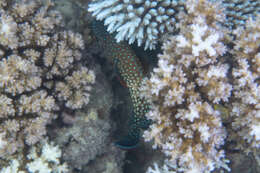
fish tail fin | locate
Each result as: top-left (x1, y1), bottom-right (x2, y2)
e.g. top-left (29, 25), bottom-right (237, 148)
top-left (114, 125), bottom-right (140, 149)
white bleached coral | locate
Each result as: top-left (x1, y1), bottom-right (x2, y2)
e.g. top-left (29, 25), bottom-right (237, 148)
top-left (88, 0), bottom-right (185, 50)
top-left (0, 139), bottom-right (69, 173)
top-left (0, 160), bottom-right (21, 173)
top-left (26, 140), bottom-right (68, 173)
top-left (176, 23), bottom-right (222, 57)
top-left (146, 162), bottom-right (178, 173)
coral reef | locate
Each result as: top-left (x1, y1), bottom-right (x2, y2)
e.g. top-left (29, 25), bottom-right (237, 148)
top-left (222, 0), bottom-right (260, 28)
top-left (140, 0), bottom-right (232, 172)
top-left (0, 0), bottom-right (259, 172)
top-left (140, 0), bottom-right (260, 172)
top-left (228, 14), bottom-right (260, 152)
top-left (147, 161), bottom-right (179, 173)
top-left (53, 62), bottom-right (125, 172)
top-left (0, 0), bottom-right (95, 168)
top-left (88, 0), bottom-right (260, 50)
top-left (81, 143), bottom-right (125, 173)
top-left (1, 139), bottom-right (69, 173)
top-left (88, 0), bottom-right (185, 50)
top-left (86, 0), bottom-right (260, 171)
top-left (55, 110), bottom-right (112, 169)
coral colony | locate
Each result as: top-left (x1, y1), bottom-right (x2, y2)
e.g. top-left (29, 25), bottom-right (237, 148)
top-left (89, 0), bottom-right (260, 172)
top-left (89, 0), bottom-right (186, 50)
top-left (0, 0), bottom-right (259, 172)
top-left (88, 0), bottom-right (260, 50)
top-left (140, 1), bottom-right (230, 172)
top-left (0, 0), bottom-right (95, 172)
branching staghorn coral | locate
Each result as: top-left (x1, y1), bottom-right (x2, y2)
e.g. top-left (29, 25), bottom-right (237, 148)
top-left (88, 0), bottom-right (185, 50)
top-left (140, 0), bottom-right (232, 172)
top-left (0, 0), bottom-right (95, 162)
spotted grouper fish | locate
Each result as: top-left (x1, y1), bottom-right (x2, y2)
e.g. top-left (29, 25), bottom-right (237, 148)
top-left (92, 21), bottom-right (151, 149)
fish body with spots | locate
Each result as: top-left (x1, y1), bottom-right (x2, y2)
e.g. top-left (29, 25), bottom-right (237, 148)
top-left (92, 21), bottom-right (151, 149)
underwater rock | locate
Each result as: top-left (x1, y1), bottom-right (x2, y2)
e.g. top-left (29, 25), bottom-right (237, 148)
top-left (82, 144), bottom-right (125, 173)
top-left (52, 63), bottom-right (125, 171)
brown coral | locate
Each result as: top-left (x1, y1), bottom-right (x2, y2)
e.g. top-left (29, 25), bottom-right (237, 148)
top-left (0, 0), bottom-right (95, 159)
